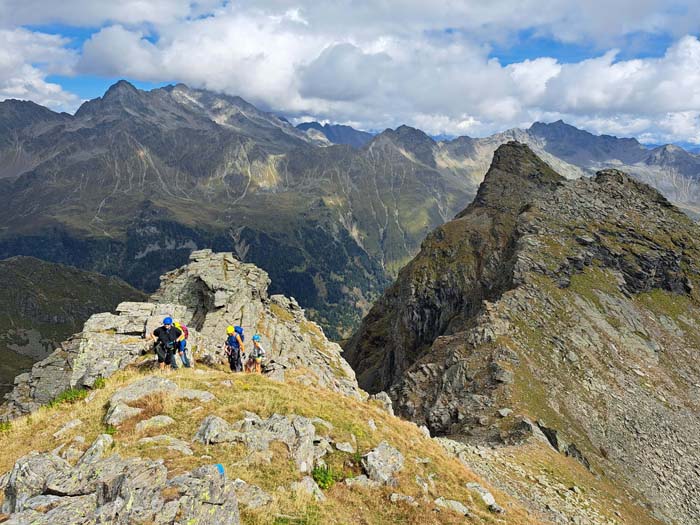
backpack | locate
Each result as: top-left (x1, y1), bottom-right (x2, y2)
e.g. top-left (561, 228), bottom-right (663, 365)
top-left (180, 324), bottom-right (189, 339)
top-left (234, 325), bottom-right (244, 341)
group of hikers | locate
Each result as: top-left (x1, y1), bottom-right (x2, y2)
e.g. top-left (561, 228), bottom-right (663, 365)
top-left (149, 317), bottom-right (266, 373)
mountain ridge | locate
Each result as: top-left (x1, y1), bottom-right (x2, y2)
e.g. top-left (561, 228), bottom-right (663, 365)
top-left (1, 80), bottom-right (699, 340)
top-left (346, 142), bottom-right (700, 523)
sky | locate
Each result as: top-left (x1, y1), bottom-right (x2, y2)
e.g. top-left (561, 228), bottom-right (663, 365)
top-left (2, 1), bottom-right (700, 144)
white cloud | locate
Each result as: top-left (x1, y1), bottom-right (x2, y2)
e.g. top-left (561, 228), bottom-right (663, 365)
top-left (0, 0), bottom-right (209, 27)
top-left (4, 2), bottom-right (700, 143)
top-left (0, 29), bottom-right (79, 112)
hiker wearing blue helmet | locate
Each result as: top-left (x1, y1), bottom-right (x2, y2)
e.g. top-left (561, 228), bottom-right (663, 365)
top-left (150, 316), bottom-right (183, 371)
top-left (245, 333), bottom-right (266, 374)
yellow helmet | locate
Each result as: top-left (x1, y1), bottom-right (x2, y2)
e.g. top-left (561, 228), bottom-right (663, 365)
top-left (226, 325), bottom-right (235, 335)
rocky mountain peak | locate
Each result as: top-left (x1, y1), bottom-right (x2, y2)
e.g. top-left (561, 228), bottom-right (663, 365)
top-left (463, 141), bottom-right (564, 215)
top-left (104, 79), bottom-right (139, 97)
top-left (347, 146), bottom-right (700, 523)
top-left (75, 79), bottom-right (148, 118)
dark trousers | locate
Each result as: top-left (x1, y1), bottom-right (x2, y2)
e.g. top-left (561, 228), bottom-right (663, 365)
top-left (227, 348), bottom-right (243, 372)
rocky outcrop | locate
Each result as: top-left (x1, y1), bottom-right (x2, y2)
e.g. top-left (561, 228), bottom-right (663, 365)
top-left (1, 250), bottom-right (363, 420)
top-left (194, 412), bottom-right (326, 473)
top-left (347, 142), bottom-right (700, 524)
top-left (153, 250), bottom-right (361, 398)
top-left (0, 441), bottom-right (240, 524)
top-left (361, 441), bottom-right (404, 486)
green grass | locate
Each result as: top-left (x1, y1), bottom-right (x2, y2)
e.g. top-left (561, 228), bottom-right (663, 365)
top-left (48, 387), bottom-right (89, 407)
top-left (311, 465), bottom-right (342, 490)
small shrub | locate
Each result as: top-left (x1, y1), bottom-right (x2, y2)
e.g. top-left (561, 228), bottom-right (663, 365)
top-left (104, 425), bottom-right (117, 436)
top-left (311, 465), bottom-right (341, 491)
top-left (48, 388), bottom-right (89, 407)
top-left (93, 377), bottom-right (106, 389)
top-left (0, 421), bottom-right (11, 433)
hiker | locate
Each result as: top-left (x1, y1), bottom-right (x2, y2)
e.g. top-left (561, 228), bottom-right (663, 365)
top-left (150, 317), bottom-right (183, 371)
top-left (245, 334), bottom-right (266, 374)
top-left (173, 321), bottom-right (192, 368)
top-left (224, 325), bottom-right (245, 372)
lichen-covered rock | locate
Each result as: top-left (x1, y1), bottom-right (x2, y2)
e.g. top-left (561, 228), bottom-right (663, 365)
top-left (193, 415), bottom-right (238, 444)
top-left (78, 435), bottom-right (114, 466)
top-left (138, 435), bottom-right (193, 456)
top-left (152, 250), bottom-right (363, 399)
top-left (103, 402), bottom-right (142, 427)
top-left (1, 452), bottom-right (71, 513)
top-left (361, 441), bottom-right (404, 486)
top-left (0, 451), bottom-right (240, 525)
top-left (232, 479), bottom-right (272, 509)
top-left (166, 465), bottom-right (239, 525)
top-left (134, 415), bottom-right (175, 433)
top-left (194, 412), bottom-right (326, 473)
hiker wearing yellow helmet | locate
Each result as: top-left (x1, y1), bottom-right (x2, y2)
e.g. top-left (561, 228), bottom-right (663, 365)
top-left (173, 321), bottom-right (192, 368)
top-left (224, 325), bottom-right (245, 372)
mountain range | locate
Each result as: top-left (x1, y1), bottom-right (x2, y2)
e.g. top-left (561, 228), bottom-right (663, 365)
top-left (1, 80), bottom-right (700, 340)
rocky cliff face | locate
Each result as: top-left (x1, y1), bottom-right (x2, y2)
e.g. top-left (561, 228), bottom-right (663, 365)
top-left (346, 142), bottom-right (700, 524)
top-left (0, 250), bottom-right (361, 420)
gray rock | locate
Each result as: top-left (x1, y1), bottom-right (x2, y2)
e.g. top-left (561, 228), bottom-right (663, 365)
top-left (109, 376), bottom-right (178, 405)
top-left (176, 389), bottom-right (216, 403)
top-left (434, 496), bottom-right (471, 516)
top-left (104, 402), bottom-right (142, 427)
top-left (370, 392), bottom-right (394, 415)
top-left (335, 441), bottom-right (355, 453)
top-left (167, 465), bottom-right (240, 525)
top-left (466, 481), bottom-right (504, 513)
top-left (52, 419), bottom-right (83, 439)
top-left (78, 434), bottom-right (114, 466)
top-left (138, 434), bottom-right (193, 455)
top-left (134, 415), bottom-right (175, 433)
top-left (232, 479), bottom-right (272, 509)
top-left (193, 415), bottom-right (238, 444)
top-left (1, 452), bottom-right (71, 513)
top-left (390, 493), bottom-right (417, 506)
top-left (195, 413), bottom-right (323, 473)
top-left (344, 475), bottom-right (380, 489)
top-left (291, 476), bottom-right (325, 502)
top-left (1, 250), bottom-right (364, 422)
top-left (1, 448), bottom-right (241, 525)
top-left (361, 441), bottom-right (404, 485)
top-left (497, 408), bottom-right (513, 418)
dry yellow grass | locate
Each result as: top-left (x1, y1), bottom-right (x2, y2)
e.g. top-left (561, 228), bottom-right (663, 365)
top-left (0, 363), bottom-right (651, 524)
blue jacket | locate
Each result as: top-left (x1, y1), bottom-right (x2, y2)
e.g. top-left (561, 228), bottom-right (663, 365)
top-left (226, 334), bottom-right (243, 350)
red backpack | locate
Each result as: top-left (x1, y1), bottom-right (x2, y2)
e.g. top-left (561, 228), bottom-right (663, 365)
top-left (176, 323), bottom-right (189, 339)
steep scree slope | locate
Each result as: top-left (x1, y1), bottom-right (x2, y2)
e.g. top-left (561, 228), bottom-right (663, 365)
top-left (346, 142), bottom-right (700, 524)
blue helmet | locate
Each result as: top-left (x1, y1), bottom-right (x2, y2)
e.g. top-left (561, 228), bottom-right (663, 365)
top-left (163, 317), bottom-right (173, 325)
top-left (252, 334), bottom-right (261, 342)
